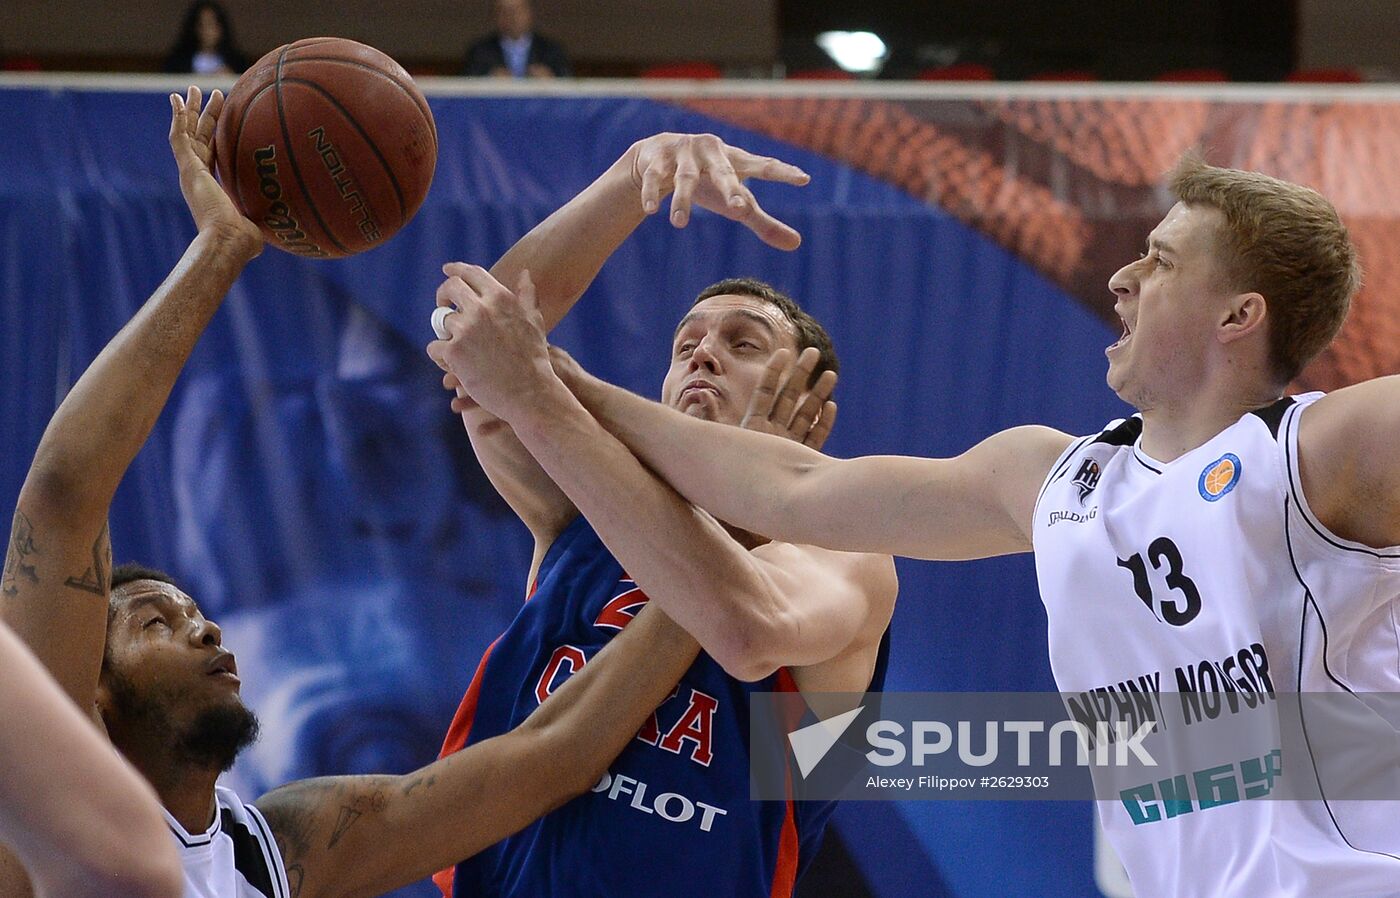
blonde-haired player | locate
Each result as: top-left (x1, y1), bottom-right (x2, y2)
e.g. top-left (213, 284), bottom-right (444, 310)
top-left (456, 154), bottom-right (1400, 896)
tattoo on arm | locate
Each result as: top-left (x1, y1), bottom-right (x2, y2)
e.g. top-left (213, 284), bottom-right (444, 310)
top-left (400, 772), bottom-right (437, 797)
top-left (63, 523), bottom-right (110, 597)
top-left (258, 782), bottom-right (319, 898)
top-left (285, 863), bottom-right (305, 898)
top-left (257, 776), bottom-right (394, 898)
top-left (2, 511), bottom-right (40, 597)
top-left (327, 805), bottom-right (363, 849)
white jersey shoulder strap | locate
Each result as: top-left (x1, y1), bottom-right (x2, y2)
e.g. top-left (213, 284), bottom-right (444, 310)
top-left (218, 787), bottom-right (290, 898)
top-left (167, 785), bottom-right (290, 898)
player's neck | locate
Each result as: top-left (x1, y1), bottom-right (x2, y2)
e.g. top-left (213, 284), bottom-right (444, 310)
top-left (120, 739), bottom-right (223, 833)
top-left (152, 766), bottom-right (223, 834)
top-left (1138, 386), bottom-right (1282, 462)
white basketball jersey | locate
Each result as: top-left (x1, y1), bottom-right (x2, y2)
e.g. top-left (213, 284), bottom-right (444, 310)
top-left (1033, 394), bottom-right (1400, 897)
top-left (166, 785), bottom-right (289, 898)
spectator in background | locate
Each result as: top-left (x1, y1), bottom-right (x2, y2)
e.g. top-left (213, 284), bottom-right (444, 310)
top-left (163, 0), bottom-right (247, 75)
top-left (464, 0), bottom-right (571, 78)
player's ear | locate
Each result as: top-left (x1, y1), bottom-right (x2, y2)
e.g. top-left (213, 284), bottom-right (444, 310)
top-left (1219, 292), bottom-right (1266, 345)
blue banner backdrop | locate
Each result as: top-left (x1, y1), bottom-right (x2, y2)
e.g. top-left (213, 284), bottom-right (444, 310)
top-left (1, 86), bottom-right (1130, 897)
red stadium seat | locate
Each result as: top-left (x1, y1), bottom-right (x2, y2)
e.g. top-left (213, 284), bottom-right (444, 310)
top-left (1154, 68), bottom-right (1229, 82)
top-left (1286, 67), bottom-right (1364, 83)
top-left (916, 63), bottom-right (996, 81)
top-left (639, 62), bottom-right (723, 80)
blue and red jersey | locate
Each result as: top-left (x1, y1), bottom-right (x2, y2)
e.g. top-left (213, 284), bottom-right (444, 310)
top-left (435, 516), bottom-right (888, 897)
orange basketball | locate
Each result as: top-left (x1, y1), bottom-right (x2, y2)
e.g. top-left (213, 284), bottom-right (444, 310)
top-left (214, 37), bottom-right (438, 259)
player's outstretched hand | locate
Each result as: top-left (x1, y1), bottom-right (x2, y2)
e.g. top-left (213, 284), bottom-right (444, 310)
top-left (740, 347), bottom-right (838, 450)
top-left (169, 86), bottom-right (261, 258)
top-left (427, 263), bottom-right (554, 419)
top-left (628, 133), bottom-right (810, 250)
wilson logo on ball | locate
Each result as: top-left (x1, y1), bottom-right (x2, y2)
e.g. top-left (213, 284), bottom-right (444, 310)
top-left (252, 146), bottom-right (327, 257)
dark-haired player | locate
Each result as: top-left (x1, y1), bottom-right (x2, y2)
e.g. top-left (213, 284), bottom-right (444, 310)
top-left (427, 133), bottom-right (897, 897)
top-left (0, 87), bottom-right (701, 898)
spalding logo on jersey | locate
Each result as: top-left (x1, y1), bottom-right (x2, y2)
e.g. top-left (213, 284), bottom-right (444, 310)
top-left (1073, 458), bottom-right (1101, 505)
top-left (1198, 453), bottom-right (1242, 502)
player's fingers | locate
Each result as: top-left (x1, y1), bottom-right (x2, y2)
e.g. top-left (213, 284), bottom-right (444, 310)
top-left (772, 347), bottom-right (820, 427)
top-left (438, 263), bottom-right (477, 306)
top-left (671, 150), bottom-right (701, 228)
top-left (786, 393), bottom-right (822, 440)
top-left (734, 195), bottom-right (802, 251)
top-left (435, 290), bottom-right (456, 309)
top-left (723, 183), bottom-right (756, 216)
top-left (547, 345), bottom-right (570, 367)
top-left (804, 401), bottom-right (837, 450)
top-left (767, 375), bottom-right (799, 431)
top-left (792, 346), bottom-right (822, 383)
top-left (808, 368), bottom-right (838, 407)
top-left (441, 261), bottom-right (476, 281)
top-left (733, 148), bottom-right (810, 186)
top-left (444, 262), bottom-right (497, 291)
top-left (697, 143), bottom-right (747, 209)
top-left (452, 263), bottom-right (511, 304)
top-left (425, 339), bottom-right (450, 371)
top-left (441, 296), bottom-right (478, 338)
top-left (196, 89), bottom-right (223, 144)
top-left (184, 85), bottom-right (202, 133)
top-left (168, 93), bottom-right (184, 145)
top-left (787, 372), bottom-right (835, 439)
top-left (745, 349), bottom-right (789, 421)
top-left (435, 276), bottom-right (474, 311)
top-left (639, 156), bottom-right (670, 215)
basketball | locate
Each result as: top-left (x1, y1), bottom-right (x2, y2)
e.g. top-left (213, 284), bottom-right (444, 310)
top-left (214, 37), bottom-right (438, 259)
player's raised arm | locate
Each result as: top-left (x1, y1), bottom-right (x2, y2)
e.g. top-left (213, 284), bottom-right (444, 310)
top-left (1294, 374), bottom-right (1400, 549)
top-left (560, 347), bottom-right (1074, 562)
top-left (445, 133), bottom-right (809, 555)
top-left (490, 132), bottom-right (809, 328)
top-left (0, 623), bottom-right (183, 898)
top-left (252, 602), bottom-right (699, 898)
top-left (1, 87), bottom-right (260, 711)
